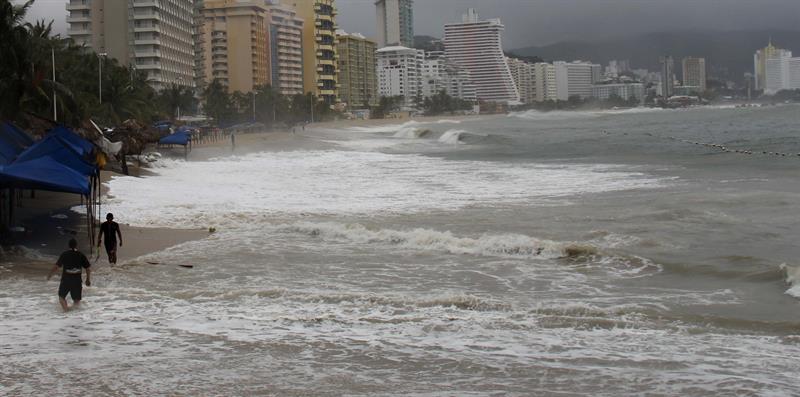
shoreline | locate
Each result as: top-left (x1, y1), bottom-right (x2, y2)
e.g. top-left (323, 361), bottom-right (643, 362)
top-left (1, 114), bottom-right (484, 278)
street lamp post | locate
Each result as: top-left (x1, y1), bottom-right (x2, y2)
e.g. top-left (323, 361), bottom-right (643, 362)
top-left (98, 52), bottom-right (107, 104)
top-left (51, 47), bottom-right (57, 121)
top-left (176, 77), bottom-right (184, 120)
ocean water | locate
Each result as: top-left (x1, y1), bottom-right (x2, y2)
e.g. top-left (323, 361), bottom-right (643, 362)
top-left (2, 105), bottom-right (800, 395)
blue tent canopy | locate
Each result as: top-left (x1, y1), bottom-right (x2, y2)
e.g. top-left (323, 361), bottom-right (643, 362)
top-left (49, 125), bottom-right (94, 157)
top-left (16, 135), bottom-right (96, 176)
top-left (159, 131), bottom-right (190, 146)
top-left (1, 122), bottom-right (35, 149)
top-left (0, 156), bottom-right (90, 195)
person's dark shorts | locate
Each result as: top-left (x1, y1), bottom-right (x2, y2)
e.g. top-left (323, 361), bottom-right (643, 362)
top-left (58, 276), bottom-right (82, 301)
top-left (104, 239), bottom-right (117, 255)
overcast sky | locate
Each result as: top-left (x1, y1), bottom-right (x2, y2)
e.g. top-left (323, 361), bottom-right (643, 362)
top-left (21, 0), bottom-right (800, 49)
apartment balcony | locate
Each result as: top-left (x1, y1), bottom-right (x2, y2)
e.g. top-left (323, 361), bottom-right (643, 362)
top-left (135, 49), bottom-right (162, 58)
top-left (66, 1), bottom-right (90, 11)
top-left (133, 12), bottom-right (161, 22)
top-left (67, 27), bottom-right (91, 36)
top-left (317, 44), bottom-right (334, 52)
top-left (66, 14), bottom-right (91, 23)
top-left (133, 24), bottom-right (160, 33)
top-left (318, 59), bottom-right (335, 66)
top-left (134, 0), bottom-right (158, 7)
top-left (135, 62), bottom-right (161, 70)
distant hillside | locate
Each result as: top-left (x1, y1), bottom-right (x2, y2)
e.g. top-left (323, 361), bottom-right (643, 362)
top-left (511, 30), bottom-right (800, 82)
top-left (414, 35), bottom-right (444, 52)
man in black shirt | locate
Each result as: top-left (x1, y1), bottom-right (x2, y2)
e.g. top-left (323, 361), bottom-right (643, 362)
top-left (48, 238), bottom-right (91, 312)
top-left (97, 213), bottom-right (123, 264)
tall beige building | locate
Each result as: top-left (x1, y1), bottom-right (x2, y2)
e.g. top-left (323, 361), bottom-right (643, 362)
top-left (336, 31), bottom-right (377, 108)
top-left (66, 0), bottom-right (194, 90)
top-left (199, 1), bottom-right (270, 93)
top-left (682, 57), bottom-right (707, 91)
top-left (265, 2), bottom-right (305, 96)
top-left (533, 62), bottom-right (556, 102)
top-left (754, 40), bottom-right (792, 91)
top-left (281, 0), bottom-right (339, 103)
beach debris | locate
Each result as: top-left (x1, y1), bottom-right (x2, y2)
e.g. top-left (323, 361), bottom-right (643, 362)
top-left (178, 264), bottom-right (194, 268)
top-left (208, 227), bottom-right (216, 233)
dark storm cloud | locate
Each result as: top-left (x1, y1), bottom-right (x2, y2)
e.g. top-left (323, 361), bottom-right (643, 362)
top-left (338, 0), bottom-right (800, 48)
top-left (21, 0), bottom-right (800, 49)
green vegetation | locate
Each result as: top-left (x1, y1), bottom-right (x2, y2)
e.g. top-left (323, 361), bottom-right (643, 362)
top-left (0, 0), bottom-right (336, 130)
top-left (523, 94), bottom-right (641, 111)
top-left (421, 90), bottom-right (473, 116)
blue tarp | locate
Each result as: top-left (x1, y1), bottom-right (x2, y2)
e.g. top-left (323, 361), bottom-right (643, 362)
top-left (49, 125), bottom-right (94, 157)
top-left (15, 135), bottom-right (96, 176)
top-left (159, 131), bottom-right (190, 146)
top-left (0, 156), bottom-right (90, 195)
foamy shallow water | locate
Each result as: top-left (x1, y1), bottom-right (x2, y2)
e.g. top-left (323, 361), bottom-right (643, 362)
top-left (6, 106), bottom-right (800, 395)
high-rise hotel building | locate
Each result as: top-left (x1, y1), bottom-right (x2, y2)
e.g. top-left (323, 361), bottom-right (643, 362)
top-left (66, 0), bottom-right (194, 90)
top-left (265, 2), bottom-right (305, 96)
top-left (443, 9), bottom-right (519, 103)
top-left (375, 0), bottom-right (414, 48)
top-left (336, 31), bottom-right (377, 108)
top-left (198, 1), bottom-right (270, 93)
top-left (282, 0), bottom-right (339, 104)
top-left (681, 57), bottom-right (707, 91)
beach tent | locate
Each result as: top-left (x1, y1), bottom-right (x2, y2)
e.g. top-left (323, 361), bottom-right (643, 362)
top-left (159, 131), bottom-right (191, 146)
top-left (49, 125), bottom-right (94, 157)
top-left (0, 156), bottom-right (90, 195)
top-left (15, 135), bottom-right (96, 176)
top-left (0, 122), bottom-right (35, 165)
top-left (0, 122), bottom-right (35, 149)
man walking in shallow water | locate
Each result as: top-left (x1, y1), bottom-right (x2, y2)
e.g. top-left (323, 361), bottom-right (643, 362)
top-left (47, 238), bottom-right (91, 312)
top-left (98, 213), bottom-right (122, 264)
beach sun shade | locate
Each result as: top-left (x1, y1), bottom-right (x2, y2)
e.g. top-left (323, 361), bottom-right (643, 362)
top-left (1, 122), bottom-right (35, 149)
top-left (49, 125), bottom-right (94, 157)
top-left (15, 135), bottom-right (96, 176)
top-left (0, 156), bottom-right (90, 195)
top-left (159, 131), bottom-right (190, 146)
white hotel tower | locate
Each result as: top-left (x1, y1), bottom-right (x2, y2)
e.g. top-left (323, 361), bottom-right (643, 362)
top-left (443, 9), bottom-right (519, 103)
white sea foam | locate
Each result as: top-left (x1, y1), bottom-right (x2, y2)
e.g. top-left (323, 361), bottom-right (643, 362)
top-left (780, 263), bottom-right (800, 298)
top-left (277, 221), bottom-right (584, 259)
top-left (434, 119), bottom-right (463, 124)
top-left (438, 129), bottom-right (467, 144)
top-left (95, 150), bottom-right (666, 228)
top-left (347, 120), bottom-right (420, 133)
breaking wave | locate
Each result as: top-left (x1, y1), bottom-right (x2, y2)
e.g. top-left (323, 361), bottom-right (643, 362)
top-left (780, 263), bottom-right (800, 298)
top-left (279, 221), bottom-right (602, 260)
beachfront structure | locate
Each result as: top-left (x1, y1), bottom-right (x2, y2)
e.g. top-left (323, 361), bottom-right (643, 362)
top-left (281, 0), bottom-right (339, 104)
top-left (506, 57), bottom-right (536, 104)
top-left (420, 52), bottom-right (477, 102)
top-left (66, 0), bottom-right (194, 90)
top-left (443, 9), bottom-right (519, 103)
top-left (682, 57), bottom-right (707, 91)
top-left (376, 46), bottom-right (424, 108)
top-left (754, 40), bottom-right (793, 91)
top-left (659, 56), bottom-right (675, 97)
top-left (554, 61), bottom-right (599, 101)
top-left (375, 0), bottom-right (414, 48)
top-left (533, 62), bottom-right (557, 102)
top-left (198, 1), bottom-right (270, 94)
top-left (592, 83), bottom-right (645, 103)
top-left (336, 31), bottom-right (377, 108)
top-left (266, 2), bottom-right (305, 96)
